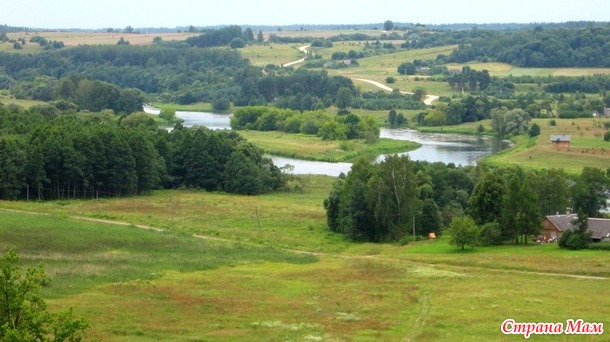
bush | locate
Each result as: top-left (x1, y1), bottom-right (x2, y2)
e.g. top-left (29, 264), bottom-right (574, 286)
top-left (386, 77), bottom-right (396, 84)
top-left (528, 123), bottom-right (541, 137)
top-left (604, 131), bottom-right (610, 142)
top-left (479, 221), bottom-right (502, 246)
top-left (558, 230), bottom-right (590, 250)
top-left (212, 98), bottom-right (231, 111)
top-left (588, 242), bottom-right (610, 250)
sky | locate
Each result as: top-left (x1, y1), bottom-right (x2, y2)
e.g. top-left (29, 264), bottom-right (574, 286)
top-left (2, 0), bottom-right (609, 29)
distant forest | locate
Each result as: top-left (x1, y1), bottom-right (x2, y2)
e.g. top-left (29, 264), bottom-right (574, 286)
top-left (446, 26), bottom-right (610, 67)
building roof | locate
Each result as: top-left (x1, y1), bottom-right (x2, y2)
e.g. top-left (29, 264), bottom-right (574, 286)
top-left (550, 134), bottom-right (571, 142)
top-left (545, 214), bottom-right (610, 240)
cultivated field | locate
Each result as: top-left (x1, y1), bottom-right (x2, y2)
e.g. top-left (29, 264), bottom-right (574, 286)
top-left (2, 178), bottom-right (609, 341)
top-left (6, 31), bottom-right (198, 47)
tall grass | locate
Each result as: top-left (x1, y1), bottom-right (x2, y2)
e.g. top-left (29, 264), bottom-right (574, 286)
top-left (0, 211), bottom-right (315, 298)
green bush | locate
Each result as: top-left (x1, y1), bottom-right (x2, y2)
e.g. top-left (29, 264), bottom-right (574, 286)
top-left (479, 221), bottom-right (503, 246)
top-left (558, 230), bottom-right (590, 250)
top-left (604, 131), bottom-right (610, 142)
top-left (588, 242), bottom-right (610, 250)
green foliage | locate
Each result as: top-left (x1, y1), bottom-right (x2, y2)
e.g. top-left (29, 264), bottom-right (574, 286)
top-left (572, 167), bottom-right (610, 217)
top-left (467, 171), bottom-right (506, 225)
top-left (447, 66), bottom-right (491, 92)
top-left (0, 248), bottom-right (89, 341)
top-left (447, 25), bottom-right (610, 67)
top-left (528, 123), bottom-right (541, 137)
top-left (0, 109), bottom-right (284, 199)
top-left (230, 37), bottom-right (246, 49)
top-left (231, 106), bottom-right (379, 141)
top-left (446, 216), bottom-right (481, 250)
top-left (479, 221), bottom-right (502, 246)
top-left (186, 25), bottom-right (245, 48)
top-left (335, 87), bottom-right (352, 109)
top-left (604, 131), bottom-right (610, 142)
top-left (397, 62), bottom-right (415, 75)
top-left (558, 230), bottom-right (590, 250)
top-left (491, 107), bottom-right (531, 137)
top-left (587, 242), bottom-right (610, 250)
top-left (383, 20), bottom-right (394, 31)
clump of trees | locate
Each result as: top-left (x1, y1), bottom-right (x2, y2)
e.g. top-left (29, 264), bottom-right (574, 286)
top-left (325, 159), bottom-right (609, 245)
top-left (230, 106), bottom-right (379, 141)
top-left (0, 248), bottom-right (89, 341)
top-left (186, 25), bottom-right (258, 48)
top-left (324, 157), bottom-right (476, 242)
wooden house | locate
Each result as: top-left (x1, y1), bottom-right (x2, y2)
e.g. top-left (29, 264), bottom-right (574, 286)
top-left (542, 214), bottom-right (610, 242)
top-left (550, 134), bottom-right (571, 148)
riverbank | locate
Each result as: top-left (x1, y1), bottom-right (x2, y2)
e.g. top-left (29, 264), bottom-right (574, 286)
top-left (236, 130), bottom-right (421, 162)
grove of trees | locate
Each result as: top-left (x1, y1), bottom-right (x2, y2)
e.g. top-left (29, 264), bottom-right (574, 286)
top-left (0, 105), bottom-right (283, 200)
top-left (325, 157), bottom-right (609, 245)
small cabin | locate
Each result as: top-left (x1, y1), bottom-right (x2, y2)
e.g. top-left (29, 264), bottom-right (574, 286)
top-left (550, 134), bottom-right (571, 148)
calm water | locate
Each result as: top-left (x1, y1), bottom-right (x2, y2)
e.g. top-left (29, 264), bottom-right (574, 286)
top-left (175, 111), bottom-right (509, 176)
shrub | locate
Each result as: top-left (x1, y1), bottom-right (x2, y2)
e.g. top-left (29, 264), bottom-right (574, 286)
top-left (479, 221), bottom-right (503, 246)
top-left (386, 77), bottom-right (396, 84)
top-left (558, 230), bottom-right (590, 250)
top-left (604, 131), bottom-right (610, 142)
top-left (588, 242), bottom-right (610, 251)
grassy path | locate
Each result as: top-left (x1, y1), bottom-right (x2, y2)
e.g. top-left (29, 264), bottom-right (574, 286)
top-left (3, 207), bottom-right (605, 281)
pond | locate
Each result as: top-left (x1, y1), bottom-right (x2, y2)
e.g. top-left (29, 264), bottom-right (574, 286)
top-left (175, 111), bottom-right (509, 176)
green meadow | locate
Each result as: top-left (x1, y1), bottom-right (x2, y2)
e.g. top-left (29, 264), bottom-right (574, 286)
top-left (236, 130), bottom-right (420, 162)
top-left (2, 181), bottom-right (609, 340)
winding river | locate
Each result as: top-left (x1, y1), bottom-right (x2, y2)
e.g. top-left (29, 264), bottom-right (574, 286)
top-left (175, 111), bottom-right (509, 176)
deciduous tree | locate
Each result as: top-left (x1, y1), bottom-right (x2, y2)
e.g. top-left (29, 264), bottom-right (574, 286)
top-left (447, 216), bottom-right (481, 250)
top-left (0, 248), bottom-right (89, 341)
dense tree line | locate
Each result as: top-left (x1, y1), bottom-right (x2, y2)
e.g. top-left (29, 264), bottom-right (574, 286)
top-left (326, 157), bottom-right (609, 243)
top-left (11, 75), bottom-right (145, 114)
top-left (186, 25), bottom-right (255, 48)
top-left (0, 106), bottom-right (283, 200)
top-left (446, 26), bottom-right (610, 67)
top-left (234, 69), bottom-right (356, 110)
top-left (544, 75), bottom-right (610, 93)
top-left (0, 44), bottom-right (250, 105)
top-left (230, 106), bottom-right (379, 141)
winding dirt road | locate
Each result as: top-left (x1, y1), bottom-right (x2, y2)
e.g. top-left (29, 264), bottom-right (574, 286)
top-left (353, 78), bottom-right (439, 105)
top-left (281, 46), bottom-right (439, 105)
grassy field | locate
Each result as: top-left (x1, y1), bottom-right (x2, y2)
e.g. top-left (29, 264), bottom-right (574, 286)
top-left (240, 43), bottom-right (307, 67)
top-left (0, 94), bottom-right (47, 109)
top-left (2, 183), bottom-right (610, 341)
top-left (448, 62), bottom-right (610, 77)
top-left (485, 118), bottom-right (610, 173)
top-left (6, 31), bottom-right (198, 47)
top-left (236, 130), bottom-right (420, 162)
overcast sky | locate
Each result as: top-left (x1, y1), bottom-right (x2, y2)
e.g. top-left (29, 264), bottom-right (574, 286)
top-left (2, 0), bottom-right (609, 29)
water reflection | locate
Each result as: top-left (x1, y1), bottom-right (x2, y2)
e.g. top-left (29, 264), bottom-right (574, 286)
top-left (377, 128), bottom-right (509, 166)
top-left (173, 112), bottom-right (510, 176)
top-left (176, 111), bottom-right (232, 130)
